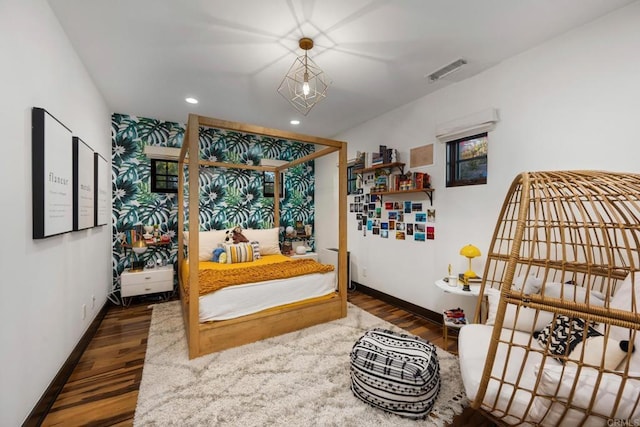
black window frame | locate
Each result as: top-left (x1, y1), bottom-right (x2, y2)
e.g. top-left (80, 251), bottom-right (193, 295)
top-left (446, 132), bottom-right (488, 187)
top-left (150, 159), bottom-right (178, 193)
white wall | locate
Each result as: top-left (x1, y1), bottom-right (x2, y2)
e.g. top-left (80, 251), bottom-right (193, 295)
top-left (0, 0), bottom-right (112, 425)
top-left (317, 2), bottom-right (640, 318)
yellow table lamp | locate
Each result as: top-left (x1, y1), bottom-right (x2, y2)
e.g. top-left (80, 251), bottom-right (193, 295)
top-left (459, 244), bottom-right (481, 279)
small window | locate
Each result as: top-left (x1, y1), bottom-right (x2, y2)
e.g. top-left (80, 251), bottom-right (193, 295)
top-left (151, 159), bottom-right (178, 193)
top-left (446, 133), bottom-right (488, 187)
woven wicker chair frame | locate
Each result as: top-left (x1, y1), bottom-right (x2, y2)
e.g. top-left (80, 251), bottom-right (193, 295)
top-left (470, 170), bottom-right (640, 425)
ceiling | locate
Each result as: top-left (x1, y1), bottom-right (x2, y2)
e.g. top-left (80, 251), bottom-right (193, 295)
top-left (48, 0), bottom-right (635, 138)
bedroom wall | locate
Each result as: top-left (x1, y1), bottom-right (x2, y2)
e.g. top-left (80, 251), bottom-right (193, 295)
top-left (316, 1), bottom-right (640, 317)
top-left (0, 0), bottom-right (112, 425)
top-left (111, 113), bottom-right (316, 293)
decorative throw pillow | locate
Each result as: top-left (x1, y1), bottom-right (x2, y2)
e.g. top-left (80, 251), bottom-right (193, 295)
top-left (224, 242), bottom-right (255, 264)
top-left (512, 272), bottom-right (543, 295)
top-left (243, 228), bottom-right (281, 255)
top-left (249, 241), bottom-right (261, 261)
top-left (535, 315), bottom-right (602, 363)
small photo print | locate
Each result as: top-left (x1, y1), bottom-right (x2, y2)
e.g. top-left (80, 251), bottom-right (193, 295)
top-left (373, 227), bottom-right (380, 235)
top-left (370, 194), bottom-right (379, 203)
top-left (363, 227), bottom-right (366, 236)
top-left (362, 216), bottom-right (367, 226)
top-left (415, 223), bottom-right (425, 233)
top-left (404, 201), bottom-right (412, 213)
top-left (396, 222), bottom-right (405, 231)
top-left (415, 212), bottom-right (427, 222)
top-left (427, 209), bottom-right (436, 222)
top-left (395, 231), bottom-right (406, 240)
top-left (350, 203), bottom-right (355, 212)
top-left (389, 220), bottom-right (396, 230)
top-left (381, 230), bottom-right (389, 238)
top-left (365, 194), bottom-right (371, 203)
top-left (427, 226), bottom-right (435, 240)
top-left (367, 220), bottom-right (373, 230)
top-left (357, 223), bottom-right (362, 231)
top-left (384, 201), bottom-right (394, 210)
top-left (381, 222), bottom-right (389, 230)
top-left (388, 211), bottom-right (398, 220)
top-left (356, 214), bottom-right (362, 221)
top-left (414, 232), bottom-right (426, 242)
top-left (412, 202), bottom-right (422, 212)
top-left (398, 212), bottom-right (404, 222)
top-left (393, 202), bottom-right (401, 210)
top-left (375, 207), bottom-right (382, 218)
top-left (368, 203), bottom-right (376, 211)
top-left (368, 211), bottom-right (374, 218)
top-left (406, 223), bottom-right (414, 235)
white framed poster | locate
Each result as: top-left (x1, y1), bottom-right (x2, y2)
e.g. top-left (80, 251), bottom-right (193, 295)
top-left (32, 107), bottom-right (74, 239)
top-left (73, 136), bottom-right (95, 231)
top-left (94, 153), bottom-right (109, 226)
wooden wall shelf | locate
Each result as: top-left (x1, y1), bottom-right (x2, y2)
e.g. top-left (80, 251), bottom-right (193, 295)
top-left (371, 188), bottom-right (434, 205)
top-left (354, 162), bottom-right (405, 175)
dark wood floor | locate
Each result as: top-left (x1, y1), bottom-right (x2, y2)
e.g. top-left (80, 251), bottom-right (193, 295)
top-left (41, 291), bottom-right (494, 426)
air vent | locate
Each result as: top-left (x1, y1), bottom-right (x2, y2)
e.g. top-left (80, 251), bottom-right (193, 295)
top-left (426, 59), bottom-right (467, 83)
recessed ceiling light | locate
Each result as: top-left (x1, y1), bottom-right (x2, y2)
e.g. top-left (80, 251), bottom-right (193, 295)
top-left (290, 120), bottom-right (300, 125)
top-left (185, 97), bottom-right (198, 104)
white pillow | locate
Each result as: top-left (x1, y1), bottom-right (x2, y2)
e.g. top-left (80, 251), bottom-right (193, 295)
top-left (243, 228), bottom-right (281, 255)
top-left (529, 364), bottom-right (640, 425)
top-left (485, 288), bottom-right (555, 333)
top-left (513, 273), bottom-right (543, 295)
top-left (542, 282), bottom-right (605, 305)
top-left (183, 230), bottom-right (228, 261)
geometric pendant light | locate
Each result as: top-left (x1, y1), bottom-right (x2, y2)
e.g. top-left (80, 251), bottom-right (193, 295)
top-left (277, 37), bottom-right (330, 116)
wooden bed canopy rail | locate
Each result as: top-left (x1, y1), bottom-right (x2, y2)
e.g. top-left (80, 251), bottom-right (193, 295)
top-left (177, 114), bottom-right (348, 359)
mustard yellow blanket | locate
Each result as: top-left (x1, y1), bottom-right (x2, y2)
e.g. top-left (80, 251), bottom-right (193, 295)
top-left (184, 255), bottom-right (335, 296)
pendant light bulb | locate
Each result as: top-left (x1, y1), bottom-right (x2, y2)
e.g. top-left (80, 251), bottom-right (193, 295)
top-left (302, 72), bottom-right (310, 96)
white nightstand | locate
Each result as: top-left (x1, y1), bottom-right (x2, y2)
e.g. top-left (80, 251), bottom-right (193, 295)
top-left (291, 252), bottom-right (318, 261)
top-left (121, 265), bottom-right (174, 299)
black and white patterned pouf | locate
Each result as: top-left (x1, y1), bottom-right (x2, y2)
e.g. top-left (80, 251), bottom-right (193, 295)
top-left (350, 328), bottom-right (441, 419)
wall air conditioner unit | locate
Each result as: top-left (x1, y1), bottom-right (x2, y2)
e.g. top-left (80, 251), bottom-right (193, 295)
top-left (143, 146), bottom-right (181, 160)
top-left (435, 108), bottom-right (499, 143)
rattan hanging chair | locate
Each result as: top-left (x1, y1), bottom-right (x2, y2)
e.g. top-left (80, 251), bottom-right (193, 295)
top-left (458, 170), bottom-right (640, 426)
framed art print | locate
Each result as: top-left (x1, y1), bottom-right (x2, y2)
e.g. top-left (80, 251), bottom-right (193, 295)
top-left (73, 136), bottom-right (95, 231)
top-left (32, 107), bottom-right (74, 239)
top-left (94, 153), bottom-right (109, 226)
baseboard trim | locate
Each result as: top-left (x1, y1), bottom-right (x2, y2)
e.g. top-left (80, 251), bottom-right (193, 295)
top-left (352, 282), bottom-right (443, 325)
top-left (22, 301), bottom-right (110, 427)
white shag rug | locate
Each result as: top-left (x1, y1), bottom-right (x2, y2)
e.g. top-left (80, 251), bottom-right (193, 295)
top-left (134, 301), bottom-right (468, 426)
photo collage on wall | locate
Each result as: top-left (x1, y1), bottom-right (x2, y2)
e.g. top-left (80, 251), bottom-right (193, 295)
top-left (352, 193), bottom-right (435, 242)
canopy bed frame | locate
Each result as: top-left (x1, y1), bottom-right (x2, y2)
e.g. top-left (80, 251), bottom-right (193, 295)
top-left (458, 171), bottom-right (640, 425)
top-left (177, 114), bottom-right (348, 359)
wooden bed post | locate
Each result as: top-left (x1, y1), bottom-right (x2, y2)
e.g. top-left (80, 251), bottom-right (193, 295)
top-left (338, 141), bottom-right (348, 316)
top-left (187, 114), bottom-right (201, 358)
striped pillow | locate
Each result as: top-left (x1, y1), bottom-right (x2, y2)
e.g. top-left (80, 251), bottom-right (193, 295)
top-left (224, 242), bottom-right (254, 264)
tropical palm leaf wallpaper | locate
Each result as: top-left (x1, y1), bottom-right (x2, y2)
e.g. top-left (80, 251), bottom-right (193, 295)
top-left (111, 114), bottom-right (315, 296)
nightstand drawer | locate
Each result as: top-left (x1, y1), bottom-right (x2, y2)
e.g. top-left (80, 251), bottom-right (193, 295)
top-left (121, 266), bottom-right (173, 297)
top-left (121, 280), bottom-right (173, 297)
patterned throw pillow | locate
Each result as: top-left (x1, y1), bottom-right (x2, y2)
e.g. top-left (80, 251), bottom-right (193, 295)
top-left (223, 242), bottom-right (254, 264)
top-left (249, 241), bottom-right (261, 261)
top-left (535, 315), bottom-right (602, 362)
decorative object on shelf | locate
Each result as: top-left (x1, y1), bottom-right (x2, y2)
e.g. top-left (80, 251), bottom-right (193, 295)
top-left (277, 37), bottom-right (329, 116)
top-left (285, 225), bottom-right (296, 237)
top-left (304, 224), bottom-right (312, 236)
top-left (282, 240), bottom-right (293, 255)
top-left (130, 239), bottom-right (147, 271)
top-left (460, 244), bottom-right (481, 279)
top-left (295, 220), bottom-right (305, 235)
top-left (295, 245), bottom-right (307, 255)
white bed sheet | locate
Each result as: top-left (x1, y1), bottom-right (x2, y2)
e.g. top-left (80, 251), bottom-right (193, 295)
top-left (458, 324), bottom-right (556, 425)
top-left (199, 271), bottom-right (336, 322)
